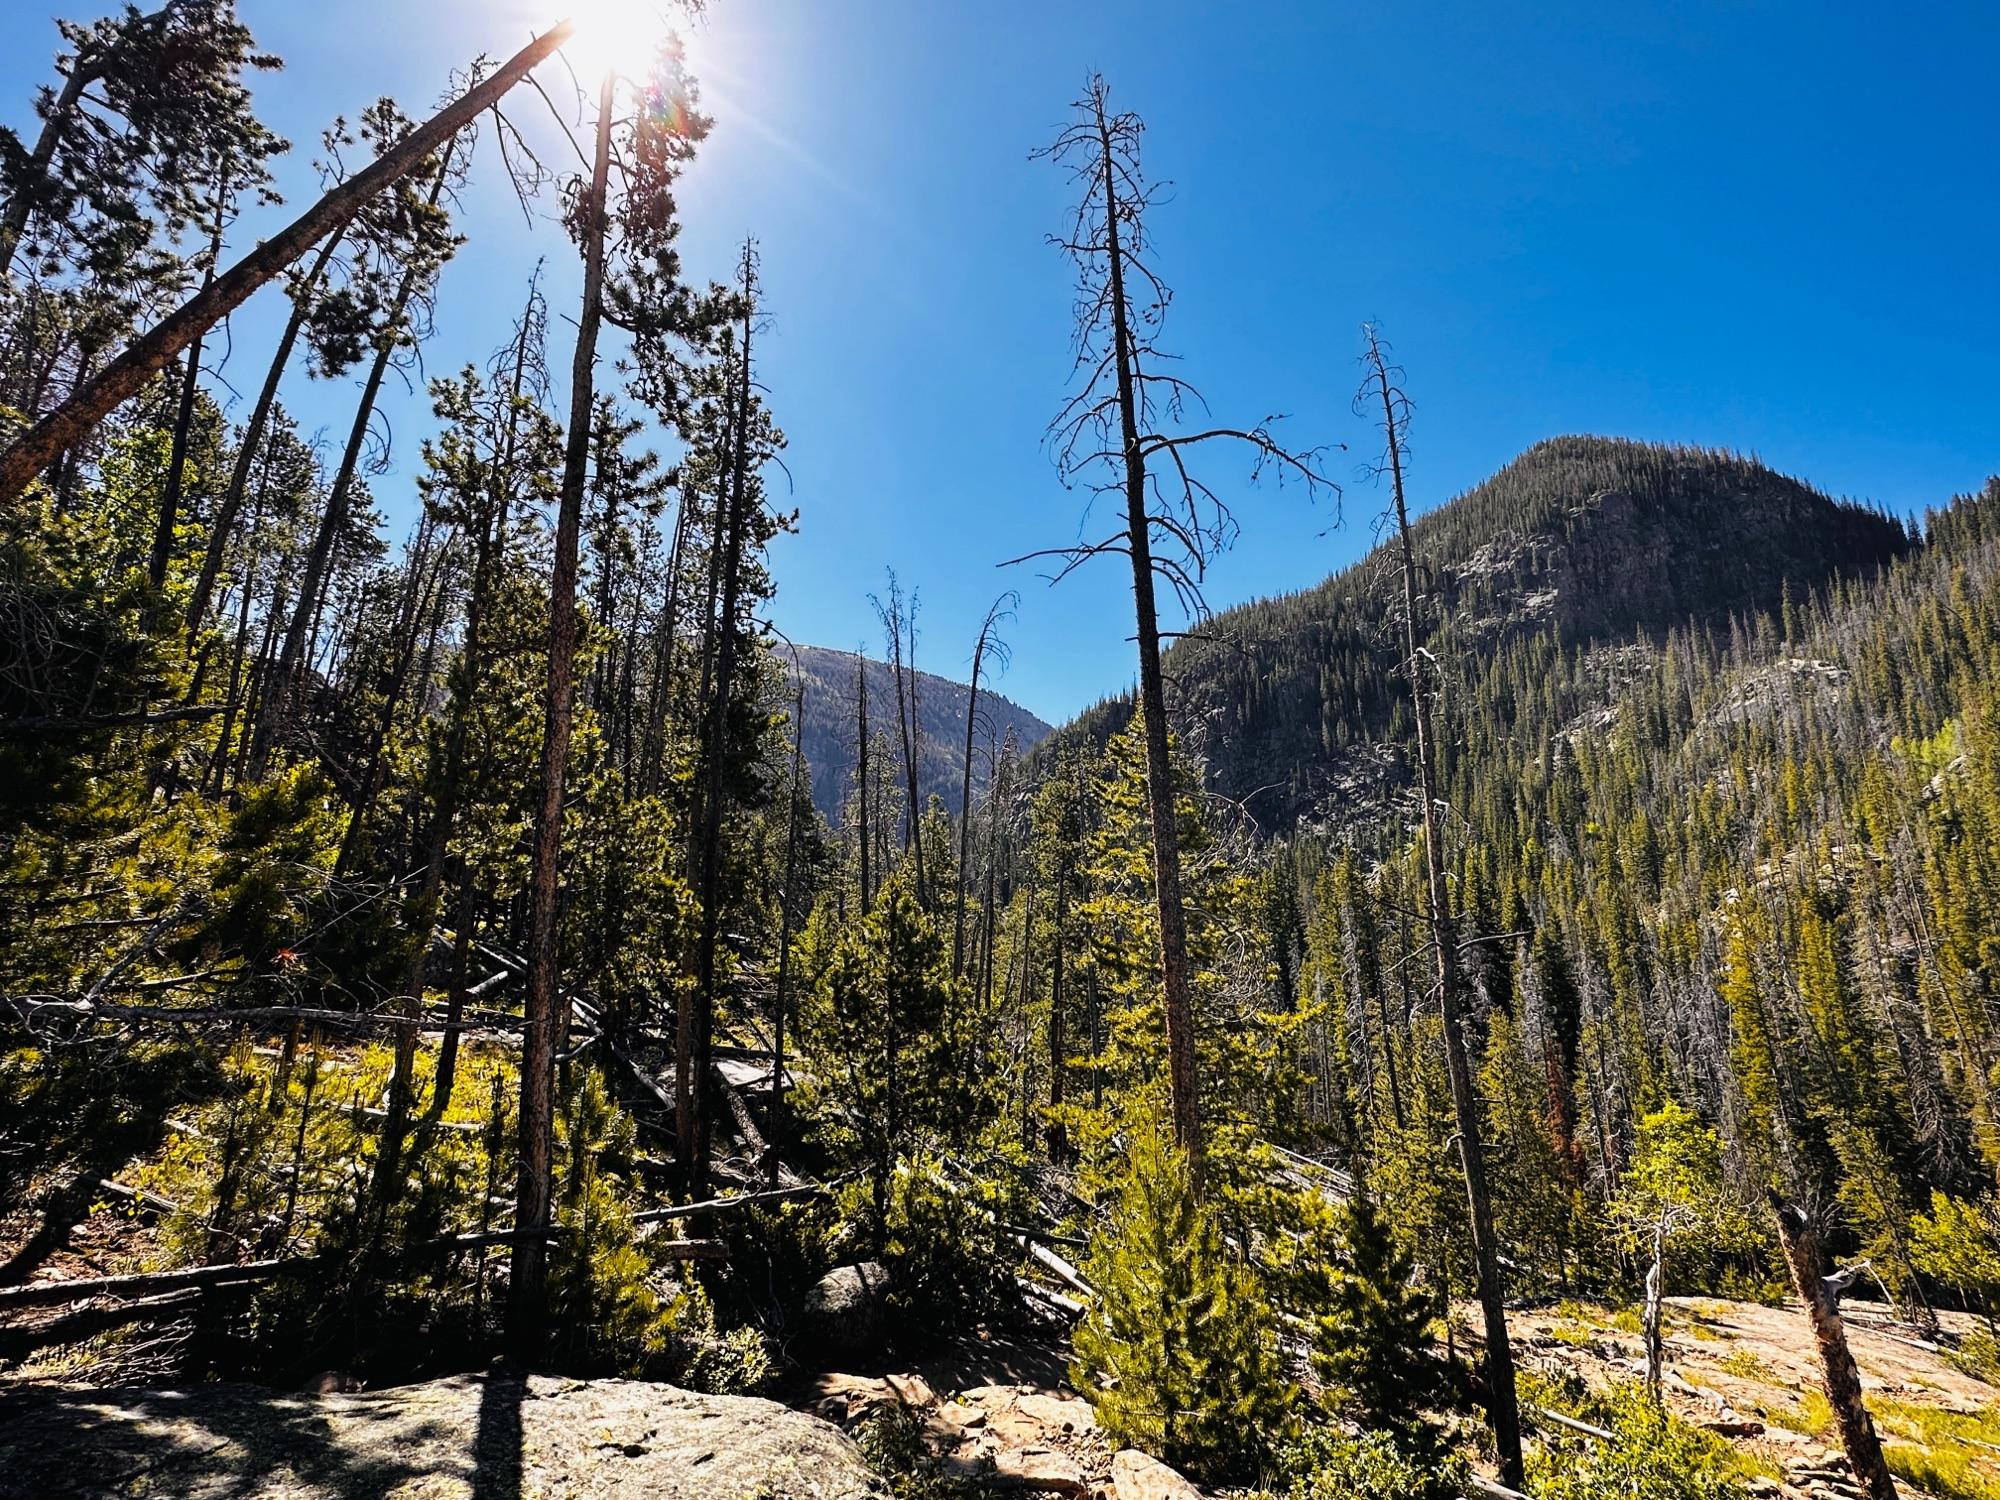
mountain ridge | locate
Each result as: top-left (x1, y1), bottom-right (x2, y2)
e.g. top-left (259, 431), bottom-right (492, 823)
top-left (1049, 435), bottom-right (1915, 831)
top-left (786, 643), bottom-right (1053, 822)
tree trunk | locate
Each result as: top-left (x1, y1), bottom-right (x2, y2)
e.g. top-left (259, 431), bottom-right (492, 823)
top-left (856, 656), bottom-right (872, 913)
top-left (0, 21), bottom-right (574, 506)
top-left (510, 65), bottom-right (612, 1360)
top-left (149, 270), bottom-right (213, 586)
top-left (0, 48), bottom-right (103, 278)
top-left (253, 150), bottom-right (456, 778)
top-left (769, 677), bottom-right (804, 1187)
top-left (685, 247), bottom-right (758, 1199)
top-left (1366, 326), bottom-right (1522, 1486)
top-left (1643, 1216), bottom-right (1667, 1399)
top-left (1770, 1192), bottom-right (1899, 1500)
top-left (954, 621), bottom-right (989, 976)
top-left (1047, 856), bottom-right (1068, 1163)
top-left (186, 228), bottom-right (346, 634)
top-left (1095, 107), bottom-right (1202, 1186)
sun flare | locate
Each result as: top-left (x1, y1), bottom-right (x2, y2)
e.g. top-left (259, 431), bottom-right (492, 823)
top-left (562, 0), bottom-right (675, 81)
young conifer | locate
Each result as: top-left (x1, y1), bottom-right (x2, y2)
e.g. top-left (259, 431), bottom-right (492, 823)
top-left (1313, 1191), bottom-right (1451, 1430)
top-left (1071, 1122), bottom-right (1292, 1484)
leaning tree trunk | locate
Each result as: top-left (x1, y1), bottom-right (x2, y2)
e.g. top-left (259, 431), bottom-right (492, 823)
top-left (0, 45), bottom-right (104, 277)
top-left (510, 65), bottom-right (612, 1360)
top-left (0, 21), bottom-right (574, 506)
top-left (1771, 1192), bottom-right (1899, 1500)
top-left (186, 226), bottom-right (347, 633)
top-left (1096, 110), bottom-right (1202, 1187)
top-left (251, 149), bottom-right (456, 778)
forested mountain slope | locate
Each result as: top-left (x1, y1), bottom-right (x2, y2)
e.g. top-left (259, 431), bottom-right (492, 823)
top-left (788, 644), bottom-right (1051, 821)
top-left (1060, 437), bottom-right (1913, 831)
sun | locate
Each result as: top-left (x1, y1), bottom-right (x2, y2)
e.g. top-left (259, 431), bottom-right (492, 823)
top-left (562, 0), bottom-right (675, 81)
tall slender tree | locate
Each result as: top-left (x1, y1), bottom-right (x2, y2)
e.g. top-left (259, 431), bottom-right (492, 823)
top-left (1359, 322), bottom-right (1522, 1485)
top-left (1032, 75), bottom-right (1331, 1187)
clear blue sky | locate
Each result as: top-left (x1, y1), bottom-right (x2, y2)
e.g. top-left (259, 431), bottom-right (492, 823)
top-left (4, 1), bottom-right (1996, 723)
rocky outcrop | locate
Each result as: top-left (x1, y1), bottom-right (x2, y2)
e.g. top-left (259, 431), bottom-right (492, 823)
top-left (1110, 1449), bottom-right (1203, 1500)
top-left (0, 1372), bottom-right (886, 1499)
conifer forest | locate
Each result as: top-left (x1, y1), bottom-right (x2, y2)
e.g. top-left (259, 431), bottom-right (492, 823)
top-left (1, 5), bottom-right (1996, 1498)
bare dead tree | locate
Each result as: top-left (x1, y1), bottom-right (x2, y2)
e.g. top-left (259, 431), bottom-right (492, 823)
top-left (955, 591), bottom-right (1017, 976)
top-left (872, 571), bottom-right (927, 903)
top-left (1026, 75), bottom-right (1335, 1188)
top-left (1770, 1191), bottom-right (1899, 1500)
top-left (1358, 322), bottom-right (1521, 1486)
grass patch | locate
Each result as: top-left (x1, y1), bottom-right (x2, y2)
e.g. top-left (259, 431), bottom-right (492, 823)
top-left (1716, 1348), bottom-right (1773, 1381)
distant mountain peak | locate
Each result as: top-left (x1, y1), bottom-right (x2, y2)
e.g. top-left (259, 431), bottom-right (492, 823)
top-left (787, 644), bottom-right (1053, 821)
top-left (1053, 436), bottom-right (1912, 831)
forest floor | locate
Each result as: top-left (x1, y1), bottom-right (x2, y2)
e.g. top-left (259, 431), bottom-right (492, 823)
top-left (1511, 1296), bottom-right (2000, 1498)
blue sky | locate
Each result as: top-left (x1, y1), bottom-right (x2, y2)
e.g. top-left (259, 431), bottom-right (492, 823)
top-left (3, 0), bottom-right (1996, 723)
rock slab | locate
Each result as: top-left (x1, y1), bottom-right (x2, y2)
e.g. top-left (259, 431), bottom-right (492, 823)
top-left (0, 1372), bottom-right (887, 1499)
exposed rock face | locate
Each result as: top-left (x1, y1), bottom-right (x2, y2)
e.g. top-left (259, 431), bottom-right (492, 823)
top-left (0, 1372), bottom-right (886, 1499)
top-left (1110, 1448), bottom-right (1204, 1500)
top-left (799, 1261), bottom-right (890, 1364)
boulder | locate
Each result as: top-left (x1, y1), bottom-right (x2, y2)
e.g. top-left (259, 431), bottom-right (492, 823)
top-left (800, 1261), bottom-right (891, 1363)
top-left (0, 1372), bottom-right (887, 1498)
top-left (1110, 1447), bottom-right (1204, 1500)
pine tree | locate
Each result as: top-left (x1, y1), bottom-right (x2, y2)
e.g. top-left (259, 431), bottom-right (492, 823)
top-left (1312, 1190), bottom-right (1452, 1429)
top-left (1071, 1123), bottom-right (1292, 1485)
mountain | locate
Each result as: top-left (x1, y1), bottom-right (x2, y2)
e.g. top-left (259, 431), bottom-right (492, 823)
top-left (787, 644), bottom-right (1054, 822)
top-left (1056, 436), bottom-right (1914, 832)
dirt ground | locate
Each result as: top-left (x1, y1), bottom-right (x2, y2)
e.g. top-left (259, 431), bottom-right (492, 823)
top-left (1510, 1296), bottom-right (2000, 1493)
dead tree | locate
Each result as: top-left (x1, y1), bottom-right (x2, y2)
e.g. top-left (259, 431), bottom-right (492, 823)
top-left (955, 591), bottom-right (1017, 976)
top-left (1360, 323), bottom-right (1522, 1486)
top-left (873, 572), bottom-right (927, 903)
top-left (1770, 1192), bottom-right (1899, 1500)
top-left (1029, 75), bottom-right (1333, 1189)
top-left (0, 20), bottom-right (575, 506)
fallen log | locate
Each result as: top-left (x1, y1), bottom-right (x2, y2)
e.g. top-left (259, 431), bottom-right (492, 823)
top-left (631, 1179), bottom-right (832, 1225)
top-left (1002, 1222), bottom-right (1089, 1251)
top-left (95, 1179), bottom-right (178, 1215)
top-left (0, 1287), bottom-right (214, 1361)
top-left (656, 1239), bottom-right (728, 1263)
top-left (0, 1256), bottom-right (293, 1309)
top-left (1016, 1276), bottom-right (1083, 1321)
top-left (1013, 1235), bottom-right (1094, 1302)
top-left (0, 1229), bottom-right (560, 1310)
top-left (1528, 1404), bottom-right (1614, 1442)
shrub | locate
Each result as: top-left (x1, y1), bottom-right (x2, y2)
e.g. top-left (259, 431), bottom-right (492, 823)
top-left (1070, 1125), bottom-right (1293, 1485)
top-left (1311, 1191), bottom-right (1453, 1426)
top-left (1266, 1426), bottom-right (1469, 1500)
top-left (882, 1154), bottom-right (1024, 1329)
top-left (1527, 1381), bottom-right (1747, 1500)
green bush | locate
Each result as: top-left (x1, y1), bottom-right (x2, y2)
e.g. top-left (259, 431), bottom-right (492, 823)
top-left (1312, 1191), bottom-right (1454, 1427)
top-left (1526, 1381), bottom-right (1747, 1500)
top-left (1265, 1425), bottom-right (1469, 1500)
top-left (1071, 1125), bottom-right (1293, 1485)
top-left (857, 1405), bottom-right (999, 1500)
top-left (882, 1154), bottom-right (1024, 1329)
